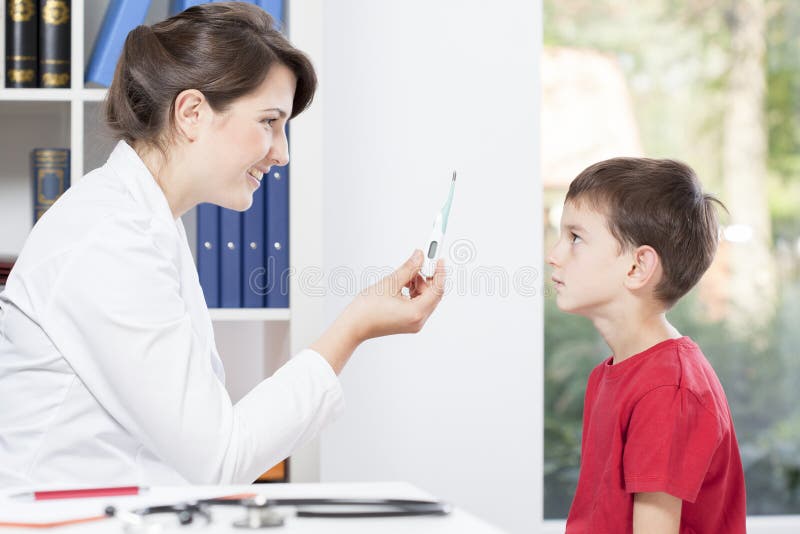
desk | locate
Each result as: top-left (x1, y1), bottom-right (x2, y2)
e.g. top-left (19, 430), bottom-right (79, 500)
top-left (0, 482), bottom-right (506, 533)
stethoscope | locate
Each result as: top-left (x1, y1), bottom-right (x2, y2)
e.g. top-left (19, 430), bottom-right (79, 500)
top-left (106, 495), bottom-right (452, 530)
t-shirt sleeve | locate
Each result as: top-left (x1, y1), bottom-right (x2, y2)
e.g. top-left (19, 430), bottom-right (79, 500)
top-left (623, 385), bottom-right (722, 503)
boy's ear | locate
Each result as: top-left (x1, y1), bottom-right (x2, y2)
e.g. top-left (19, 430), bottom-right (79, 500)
top-left (624, 245), bottom-right (661, 291)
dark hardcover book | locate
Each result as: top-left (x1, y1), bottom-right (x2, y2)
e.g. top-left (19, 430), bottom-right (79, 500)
top-left (5, 0), bottom-right (38, 87)
top-left (31, 148), bottom-right (70, 223)
top-left (38, 0), bottom-right (71, 88)
top-left (0, 255), bottom-right (14, 287)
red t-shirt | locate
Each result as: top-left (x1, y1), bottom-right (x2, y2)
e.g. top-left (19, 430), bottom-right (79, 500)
top-left (565, 337), bottom-right (746, 533)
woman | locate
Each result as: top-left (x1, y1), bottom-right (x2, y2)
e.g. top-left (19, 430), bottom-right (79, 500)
top-left (0, 3), bottom-right (445, 486)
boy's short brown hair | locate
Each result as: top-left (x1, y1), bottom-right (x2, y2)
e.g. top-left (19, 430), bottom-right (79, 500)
top-left (566, 157), bottom-right (725, 308)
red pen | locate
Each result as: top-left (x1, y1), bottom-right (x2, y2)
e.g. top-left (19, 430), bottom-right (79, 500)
top-left (10, 486), bottom-right (147, 501)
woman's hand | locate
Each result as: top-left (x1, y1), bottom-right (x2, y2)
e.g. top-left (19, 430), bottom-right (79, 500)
top-left (311, 249), bottom-right (447, 374)
top-left (347, 248), bottom-right (446, 340)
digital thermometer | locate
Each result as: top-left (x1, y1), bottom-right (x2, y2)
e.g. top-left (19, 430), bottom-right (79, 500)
top-left (420, 171), bottom-right (457, 278)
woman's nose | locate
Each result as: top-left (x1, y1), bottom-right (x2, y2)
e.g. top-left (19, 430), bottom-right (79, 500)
top-left (267, 130), bottom-right (290, 167)
top-left (269, 148), bottom-right (289, 167)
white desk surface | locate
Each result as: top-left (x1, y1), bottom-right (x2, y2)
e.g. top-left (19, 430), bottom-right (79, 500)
top-left (0, 481), bottom-right (507, 533)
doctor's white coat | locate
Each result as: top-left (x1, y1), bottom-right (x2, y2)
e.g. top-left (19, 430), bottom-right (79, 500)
top-left (0, 141), bottom-right (344, 485)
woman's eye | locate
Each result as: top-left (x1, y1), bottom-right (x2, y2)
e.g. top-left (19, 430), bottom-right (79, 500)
top-left (261, 118), bottom-right (277, 128)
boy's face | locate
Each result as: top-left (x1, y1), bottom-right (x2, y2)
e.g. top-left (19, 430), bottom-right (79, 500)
top-left (547, 200), bottom-right (633, 317)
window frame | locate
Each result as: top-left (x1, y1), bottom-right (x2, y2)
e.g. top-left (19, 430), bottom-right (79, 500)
top-left (536, 4), bottom-right (800, 528)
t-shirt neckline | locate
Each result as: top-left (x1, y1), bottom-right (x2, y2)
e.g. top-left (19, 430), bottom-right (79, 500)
top-left (603, 336), bottom-right (691, 379)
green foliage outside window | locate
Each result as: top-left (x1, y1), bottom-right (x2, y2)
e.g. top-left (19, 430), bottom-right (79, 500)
top-left (544, 0), bottom-right (800, 518)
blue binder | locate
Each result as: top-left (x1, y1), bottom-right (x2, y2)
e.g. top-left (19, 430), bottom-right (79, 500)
top-left (172, 0), bottom-right (281, 16)
top-left (253, 0), bottom-right (284, 25)
top-left (266, 165), bottom-right (289, 308)
top-left (219, 208), bottom-right (242, 308)
top-left (196, 204), bottom-right (220, 307)
top-left (170, 0), bottom-right (207, 14)
top-left (179, 0), bottom-right (286, 309)
top-left (242, 176), bottom-right (266, 308)
top-left (85, 0), bottom-right (152, 87)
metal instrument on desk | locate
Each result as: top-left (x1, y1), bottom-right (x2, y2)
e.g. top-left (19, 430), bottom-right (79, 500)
top-left (107, 495), bottom-right (452, 531)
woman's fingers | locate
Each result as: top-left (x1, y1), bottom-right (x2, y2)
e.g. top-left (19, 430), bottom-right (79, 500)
top-left (347, 253), bottom-right (446, 340)
top-left (417, 258), bottom-right (446, 310)
top-left (404, 259), bottom-right (445, 330)
top-left (389, 249), bottom-right (424, 295)
top-left (406, 272), bottom-right (428, 299)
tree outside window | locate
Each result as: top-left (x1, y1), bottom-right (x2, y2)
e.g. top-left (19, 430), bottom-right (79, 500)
top-left (543, 0), bottom-right (800, 518)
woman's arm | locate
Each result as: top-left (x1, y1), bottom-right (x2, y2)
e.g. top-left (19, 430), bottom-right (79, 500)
top-left (311, 249), bottom-right (446, 374)
top-left (633, 492), bottom-right (682, 534)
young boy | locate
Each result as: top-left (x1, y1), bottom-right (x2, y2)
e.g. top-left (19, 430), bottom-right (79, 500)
top-left (547, 158), bottom-right (746, 533)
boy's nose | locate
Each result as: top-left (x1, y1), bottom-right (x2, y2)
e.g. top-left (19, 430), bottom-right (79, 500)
top-left (546, 247), bottom-right (559, 268)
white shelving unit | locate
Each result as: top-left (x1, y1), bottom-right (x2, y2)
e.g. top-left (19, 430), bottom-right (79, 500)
top-left (0, 0), bottom-right (325, 482)
top-left (0, 1), bottom-right (294, 314)
top-left (209, 308), bottom-right (291, 322)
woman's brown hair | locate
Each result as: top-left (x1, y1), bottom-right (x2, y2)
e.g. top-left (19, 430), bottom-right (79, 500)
top-left (105, 1), bottom-right (316, 154)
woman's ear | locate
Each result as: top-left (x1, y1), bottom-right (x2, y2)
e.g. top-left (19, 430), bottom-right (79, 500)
top-left (624, 245), bottom-right (661, 291)
top-left (173, 89), bottom-right (207, 142)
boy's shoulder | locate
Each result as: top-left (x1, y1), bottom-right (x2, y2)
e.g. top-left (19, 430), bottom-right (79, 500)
top-left (642, 337), bottom-right (723, 406)
top-left (590, 337), bottom-right (729, 419)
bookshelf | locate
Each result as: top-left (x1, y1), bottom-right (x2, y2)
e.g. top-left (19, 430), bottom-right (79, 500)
top-left (0, 0), bottom-right (326, 482)
top-left (209, 308), bottom-right (291, 321)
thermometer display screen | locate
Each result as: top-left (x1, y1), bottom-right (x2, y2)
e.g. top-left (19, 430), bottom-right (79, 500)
top-left (427, 241), bottom-right (438, 258)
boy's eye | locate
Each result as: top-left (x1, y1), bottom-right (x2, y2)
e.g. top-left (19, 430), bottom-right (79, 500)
top-left (570, 232), bottom-right (583, 244)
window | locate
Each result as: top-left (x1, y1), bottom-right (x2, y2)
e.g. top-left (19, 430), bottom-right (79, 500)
top-left (543, 0), bottom-right (800, 520)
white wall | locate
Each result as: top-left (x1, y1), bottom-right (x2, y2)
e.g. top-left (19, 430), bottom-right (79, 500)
top-left (318, 2), bottom-right (542, 532)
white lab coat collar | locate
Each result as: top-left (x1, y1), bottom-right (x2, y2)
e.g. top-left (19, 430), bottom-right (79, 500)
top-left (106, 140), bottom-right (178, 226)
top-left (103, 140), bottom-right (226, 383)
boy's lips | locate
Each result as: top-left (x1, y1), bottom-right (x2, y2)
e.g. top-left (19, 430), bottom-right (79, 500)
top-left (551, 275), bottom-right (564, 285)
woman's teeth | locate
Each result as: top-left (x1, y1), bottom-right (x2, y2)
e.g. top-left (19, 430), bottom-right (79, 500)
top-left (247, 168), bottom-right (263, 181)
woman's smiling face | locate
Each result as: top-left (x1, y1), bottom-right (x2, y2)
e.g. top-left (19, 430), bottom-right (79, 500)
top-left (197, 63), bottom-right (296, 212)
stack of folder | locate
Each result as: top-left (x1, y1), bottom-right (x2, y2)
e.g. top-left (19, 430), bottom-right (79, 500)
top-left (198, 163), bottom-right (290, 309)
